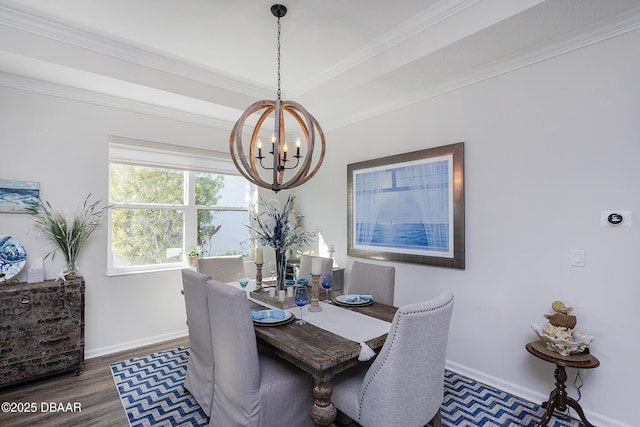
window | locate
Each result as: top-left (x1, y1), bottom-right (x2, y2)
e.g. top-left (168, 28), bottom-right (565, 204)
top-left (108, 136), bottom-right (255, 275)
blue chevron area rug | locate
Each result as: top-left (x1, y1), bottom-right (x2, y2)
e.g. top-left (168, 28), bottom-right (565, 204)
top-left (110, 346), bottom-right (207, 427)
top-left (110, 346), bottom-right (587, 427)
top-left (442, 371), bottom-right (586, 427)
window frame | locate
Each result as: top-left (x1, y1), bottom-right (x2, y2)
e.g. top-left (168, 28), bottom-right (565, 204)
top-left (107, 136), bottom-right (256, 276)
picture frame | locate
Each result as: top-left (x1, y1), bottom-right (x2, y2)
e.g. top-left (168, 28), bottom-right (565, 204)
top-left (0, 179), bottom-right (40, 213)
top-left (347, 142), bottom-right (464, 269)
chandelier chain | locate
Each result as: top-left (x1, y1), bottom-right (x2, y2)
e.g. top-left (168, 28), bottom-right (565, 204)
top-left (276, 15), bottom-right (281, 100)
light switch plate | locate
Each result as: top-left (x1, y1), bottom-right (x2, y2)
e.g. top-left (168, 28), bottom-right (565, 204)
top-left (570, 249), bottom-right (585, 267)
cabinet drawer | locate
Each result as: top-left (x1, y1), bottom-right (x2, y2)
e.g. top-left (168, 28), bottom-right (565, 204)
top-left (0, 285), bottom-right (81, 328)
top-left (0, 350), bottom-right (83, 387)
top-left (1, 328), bottom-right (82, 364)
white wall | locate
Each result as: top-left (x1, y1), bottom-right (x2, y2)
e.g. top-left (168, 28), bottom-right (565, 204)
top-left (291, 30), bottom-right (640, 426)
top-left (0, 87), bottom-right (233, 356)
top-left (1, 27), bottom-right (638, 427)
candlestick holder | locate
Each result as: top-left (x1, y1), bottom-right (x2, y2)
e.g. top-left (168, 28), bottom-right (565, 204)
top-left (255, 263), bottom-right (263, 291)
top-left (328, 250), bottom-right (336, 267)
top-left (308, 273), bottom-right (322, 312)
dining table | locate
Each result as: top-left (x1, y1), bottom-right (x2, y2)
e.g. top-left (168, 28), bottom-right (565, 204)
top-left (235, 280), bottom-right (397, 427)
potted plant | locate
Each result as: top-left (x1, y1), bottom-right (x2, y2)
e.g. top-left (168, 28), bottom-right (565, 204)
top-left (187, 247), bottom-right (205, 267)
top-left (32, 194), bottom-right (108, 279)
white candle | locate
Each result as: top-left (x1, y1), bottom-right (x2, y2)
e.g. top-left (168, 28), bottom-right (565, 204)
top-left (311, 258), bottom-right (323, 275)
top-left (328, 244), bottom-right (334, 252)
top-left (256, 247), bottom-right (263, 264)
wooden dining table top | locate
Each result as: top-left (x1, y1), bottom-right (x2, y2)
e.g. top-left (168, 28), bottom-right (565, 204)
top-left (249, 289), bottom-right (398, 381)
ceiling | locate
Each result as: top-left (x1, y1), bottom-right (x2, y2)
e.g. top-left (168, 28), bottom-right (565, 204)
top-left (1, 0), bottom-right (640, 133)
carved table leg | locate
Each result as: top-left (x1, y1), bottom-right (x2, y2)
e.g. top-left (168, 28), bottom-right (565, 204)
top-left (310, 379), bottom-right (337, 427)
top-left (536, 390), bottom-right (558, 427)
top-left (536, 365), bottom-right (595, 427)
top-left (553, 365), bottom-right (568, 411)
top-left (564, 396), bottom-right (596, 427)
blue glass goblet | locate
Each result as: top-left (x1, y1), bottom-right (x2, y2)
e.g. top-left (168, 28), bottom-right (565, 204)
top-left (321, 273), bottom-right (333, 303)
top-left (294, 286), bottom-right (308, 325)
top-left (238, 272), bottom-right (249, 289)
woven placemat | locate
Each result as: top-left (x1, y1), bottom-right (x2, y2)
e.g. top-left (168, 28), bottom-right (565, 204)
top-left (531, 340), bottom-right (591, 362)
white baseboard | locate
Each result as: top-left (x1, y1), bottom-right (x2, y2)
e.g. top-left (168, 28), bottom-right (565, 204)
top-left (85, 329), bottom-right (188, 359)
top-left (445, 360), bottom-right (632, 427)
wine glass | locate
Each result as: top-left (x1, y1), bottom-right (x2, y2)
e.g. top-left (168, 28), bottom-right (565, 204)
top-left (268, 262), bottom-right (277, 278)
top-left (321, 273), bottom-right (333, 303)
top-left (238, 272), bottom-right (249, 289)
top-left (294, 286), bottom-right (308, 325)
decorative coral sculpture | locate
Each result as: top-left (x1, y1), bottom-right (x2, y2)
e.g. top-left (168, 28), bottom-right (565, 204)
top-left (531, 300), bottom-right (593, 356)
top-left (531, 324), bottom-right (593, 356)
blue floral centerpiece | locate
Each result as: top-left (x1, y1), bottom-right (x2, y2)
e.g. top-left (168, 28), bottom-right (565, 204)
top-left (249, 195), bottom-right (316, 290)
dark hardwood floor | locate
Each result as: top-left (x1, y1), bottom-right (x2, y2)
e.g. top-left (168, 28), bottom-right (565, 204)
top-left (0, 336), bottom-right (369, 427)
top-left (0, 336), bottom-right (189, 427)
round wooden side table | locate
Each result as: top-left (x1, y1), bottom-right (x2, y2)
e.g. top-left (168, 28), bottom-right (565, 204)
top-left (526, 341), bottom-right (599, 427)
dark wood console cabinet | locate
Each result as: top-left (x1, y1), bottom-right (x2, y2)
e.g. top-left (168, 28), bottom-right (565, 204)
top-left (0, 277), bottom-right (85, 388)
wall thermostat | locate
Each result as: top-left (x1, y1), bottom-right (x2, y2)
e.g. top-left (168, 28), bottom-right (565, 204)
top-left (601, 210), bottom-right (632, 227)
top-left (607, 213), bottom-right (624, 225)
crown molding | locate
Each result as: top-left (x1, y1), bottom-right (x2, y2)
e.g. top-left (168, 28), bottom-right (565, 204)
top-left (323, 8), bottom-right (640, 131)
top-left (289, 0), bottom-right (482, 98)
top-left (0, 5), bottom-right (272, 100)
top-left (0, 71), bottom-right (236, 130)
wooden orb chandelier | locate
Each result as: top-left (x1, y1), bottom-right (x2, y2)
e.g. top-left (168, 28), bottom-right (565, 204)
top-left (230, 4), bottom-right (326, 193)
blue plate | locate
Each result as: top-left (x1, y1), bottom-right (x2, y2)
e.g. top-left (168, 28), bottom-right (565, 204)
top-left (0, 234), bottom-right (27, 281)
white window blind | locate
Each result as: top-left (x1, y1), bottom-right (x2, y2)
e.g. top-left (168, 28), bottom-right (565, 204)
top-left (109, 135), bottom-right (238, 174)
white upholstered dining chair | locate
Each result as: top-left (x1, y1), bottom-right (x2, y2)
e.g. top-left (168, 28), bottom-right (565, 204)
top-left (346, 261), bottom-right (396, 305)
top-left (181, 269), bottom-right (215, 417)
top-left (206, 280), bottom-right (315, 427)
top-left (196, 255), bottom-right (245, 283)
top-left (297, 255), bottom-right (333, 283)
top-left (331, 291), bottom-right (454, 427)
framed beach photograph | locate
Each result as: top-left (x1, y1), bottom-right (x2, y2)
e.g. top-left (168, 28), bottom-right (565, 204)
top-left (347, 143), bottom-right (464, 269)
top-left (0, 179), bottom-right (40, 213)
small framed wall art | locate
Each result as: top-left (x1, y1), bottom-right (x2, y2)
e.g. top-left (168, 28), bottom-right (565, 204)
top-left (0, 179), bottom-right (40, 213)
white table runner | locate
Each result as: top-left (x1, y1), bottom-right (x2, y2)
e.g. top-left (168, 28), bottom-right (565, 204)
top-left (285, 302), bottom-right (391, 345)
